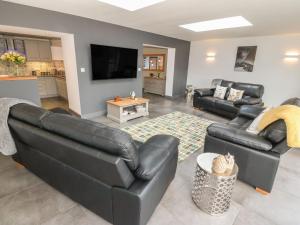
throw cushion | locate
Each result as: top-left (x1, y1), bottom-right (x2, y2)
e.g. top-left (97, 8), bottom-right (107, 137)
top-left (227, 88), bottom-right (244, 102)
top-left (246, 107), bottom-right (272, 135)
top-left (213, 85), bottom-right (227, 99)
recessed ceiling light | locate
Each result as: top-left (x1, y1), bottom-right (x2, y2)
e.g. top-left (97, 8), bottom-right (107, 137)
top-left (97, 0), bottom-right (166, 11)
top-left (180, 16), bottom-right (252, 32)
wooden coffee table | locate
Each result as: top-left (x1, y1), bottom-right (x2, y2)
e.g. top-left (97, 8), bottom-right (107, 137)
top-left (106, 97), bottom-right (149, 123)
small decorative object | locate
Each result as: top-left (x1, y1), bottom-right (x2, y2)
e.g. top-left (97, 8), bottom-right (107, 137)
top-left (130, 91), bottom-right (136, 100)
top-left (234, 46), bottom-right (257, 72)
top-left (224, 153), bottom-right (235, 172)
top-left (212, 155), bottom-right (227, 174)
top-left (212, 153), bottom-right (235, 175)
top-left (114, 96), bottom-right (122, 102)
top-left (0, 51), bottom-right (26, 76)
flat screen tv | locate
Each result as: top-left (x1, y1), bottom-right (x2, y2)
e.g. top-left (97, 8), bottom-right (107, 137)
top-left (91, 44), bottom-right (138, 80)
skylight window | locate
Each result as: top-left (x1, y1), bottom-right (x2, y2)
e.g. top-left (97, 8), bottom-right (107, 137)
top-left (97, 0), bottom-right (166, 11)
top-left (180, 16), bottom-right (252, 32)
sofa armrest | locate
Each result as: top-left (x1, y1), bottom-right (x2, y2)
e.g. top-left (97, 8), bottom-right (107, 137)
top-left (237, 105), bottom-right (265, 119)
top-left (194, 88), bottom-right (215, 97)
top-left (234, 97), bottom-right (262, 107)
top-left (135, 135), bottom-right (179, 180)
top-left (207, 123), bottom-right (272, 151)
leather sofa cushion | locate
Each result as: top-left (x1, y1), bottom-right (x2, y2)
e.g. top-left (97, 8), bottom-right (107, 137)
top-left (10, 103), bottom-right (51, 128)
top-left (259, 120), bottom-right (286, 144)
top-left (207, 123), bottom-right (273, 151)
top-left (41, 113), bottom-right (139, 170)
top-left (220, 80), bottom-right (234, 88)
top-left (281, 97), bottom-right (300, 106)
top-left (227, 117), bottom-right (252, 130)
top-left (194, 88), bottom-right (215, 97)
top-left (232, 82), bottom-right (264, 98)
top-left (198, 96), bottom-right (216, 108)
top-left (215, 99), bottom-right (238, 113)
top-left (259, 98), bottom-right (299, 144)
top-left (135, 135), bottom-right (179, 180)
top-left (238, 105), bottom-right (265, 119)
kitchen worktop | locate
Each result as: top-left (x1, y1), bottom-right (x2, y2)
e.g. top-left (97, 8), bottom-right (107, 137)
top-left (144, 76), bottom-right (166, 80)
top-left (0, 75), bottom-right (37, 81)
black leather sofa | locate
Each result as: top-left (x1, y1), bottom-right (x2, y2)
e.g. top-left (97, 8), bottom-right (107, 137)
top-left (8, 103), bottom-right (179, 225)
top-left (193, 79), bottom-right (264, 118)
top-left (204, 98), bottom-right (300, 193)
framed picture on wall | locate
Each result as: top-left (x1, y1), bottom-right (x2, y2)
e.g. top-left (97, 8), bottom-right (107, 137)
top-left (234, 46), bottom-right (257, 72)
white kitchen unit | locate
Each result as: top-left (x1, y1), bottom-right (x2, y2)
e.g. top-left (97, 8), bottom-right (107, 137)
top-left (144, 77), bottom-right (166, 96)
top-left (55, 78), bottom-right (68, 99)
top-left (24, 39), bottom-right (52, 61)
top-left (37, 77), bottom-right (58, 98)
top-left (51, 46), bottom-right (63, 60)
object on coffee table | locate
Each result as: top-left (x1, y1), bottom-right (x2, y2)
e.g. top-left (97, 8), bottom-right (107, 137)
top-left (114, 96), bottom-right (122, 102)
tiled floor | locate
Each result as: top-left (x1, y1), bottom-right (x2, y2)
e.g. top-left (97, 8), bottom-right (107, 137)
top-left (1, 93), bottom-right (300, 225)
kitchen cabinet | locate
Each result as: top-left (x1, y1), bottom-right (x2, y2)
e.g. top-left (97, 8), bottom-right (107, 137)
top-left (38, 41), bottom-right (52, 61)
top-left (144, 77), bottom-right (166, 96)
top-left (24, 39), bottom-right (52, 61)
top-left (37, 77), bottom-right (58, 98)
top-left (13, 39), bottom-right (26, 55)
top-left (0, 38), bottom-right (8, 55)
top-left (51, 46), bottom-right (63, 60)
top-left (56, 78), bottom-right (68, 99)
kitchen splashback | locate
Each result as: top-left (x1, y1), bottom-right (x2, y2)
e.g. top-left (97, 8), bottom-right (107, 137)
top-left (0, 60), bottom-right (65, 76)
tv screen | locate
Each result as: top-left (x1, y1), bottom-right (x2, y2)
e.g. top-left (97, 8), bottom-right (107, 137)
top-left (91, 44), bottom-right (138, 80)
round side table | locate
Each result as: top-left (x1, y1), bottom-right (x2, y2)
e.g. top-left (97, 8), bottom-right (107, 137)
top-left (192, 153), bottom-right (238, 216)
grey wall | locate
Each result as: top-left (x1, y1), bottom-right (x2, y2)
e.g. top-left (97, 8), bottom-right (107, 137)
top-left (0, 1), bottom-right (190, 116)
top-left (0, 79), bottom-right (41, 105)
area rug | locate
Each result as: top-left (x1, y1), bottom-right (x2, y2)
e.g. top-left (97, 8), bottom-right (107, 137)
top-left (122, 111), bottom-right (214, 162)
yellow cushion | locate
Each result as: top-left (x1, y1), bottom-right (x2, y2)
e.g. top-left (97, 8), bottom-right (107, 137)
top-left (258, 105), bottom-right (300, 148)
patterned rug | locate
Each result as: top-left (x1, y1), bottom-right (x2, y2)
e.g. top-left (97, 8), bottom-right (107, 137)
top-left (122, 111), bottom-right (214, 162)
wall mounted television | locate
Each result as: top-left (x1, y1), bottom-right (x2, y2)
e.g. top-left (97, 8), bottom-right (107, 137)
top-left (91, 44), bottom-right (138, 80)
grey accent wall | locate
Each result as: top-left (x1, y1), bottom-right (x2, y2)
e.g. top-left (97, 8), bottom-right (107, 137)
top-left (0, 79), bottom-right (41, 105)
top-left (0, 1), bottom-right (190, 116)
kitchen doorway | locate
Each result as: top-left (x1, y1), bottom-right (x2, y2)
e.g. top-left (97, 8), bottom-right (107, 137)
top-left (142, 44), bottom-right (175, 97)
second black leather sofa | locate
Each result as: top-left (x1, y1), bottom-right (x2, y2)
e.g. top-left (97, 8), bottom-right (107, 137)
top-left (193, 79), bottom-right (264, 118)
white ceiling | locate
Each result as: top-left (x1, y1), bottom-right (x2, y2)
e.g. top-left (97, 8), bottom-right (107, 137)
top-left (4, 0), bottom-right (300, 41)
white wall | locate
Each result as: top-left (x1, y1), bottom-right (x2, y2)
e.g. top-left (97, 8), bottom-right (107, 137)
top-left (187, 34), bottom-right (300, 106)
top-left (61, 34), bottom-right (82, 115)
top-left (165, 48), bottom-right (176, 96)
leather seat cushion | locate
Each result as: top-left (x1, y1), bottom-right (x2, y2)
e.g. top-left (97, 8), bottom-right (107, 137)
top-left (232, 82), bottom-right (264, 98)
top-left (208, 123), bottom-right (273, 151)
top-left (227, 117), bottom-right (252, 130)
top-left (215, 99), bottom-right (238, 113)
top-left (41, 113), bottom-right (139, 170)
top-left (198, 96), bottom-right (216, 108)
top-left (10, 103), bottom-right (51, 128)
top-left (135, 135), bottom-right (179, 180)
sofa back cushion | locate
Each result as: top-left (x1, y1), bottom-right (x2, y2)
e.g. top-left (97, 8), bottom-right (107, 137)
top-left (9, 103), bottom-right (51, 128)
top-left (220, 80), bottom-right (235, 88)
top-left (40, 113), bottom-right (139, 170)
top-left (232, 82), bottom-right (264, 98)
top-left (259, 98), bottom-right (300, 146)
